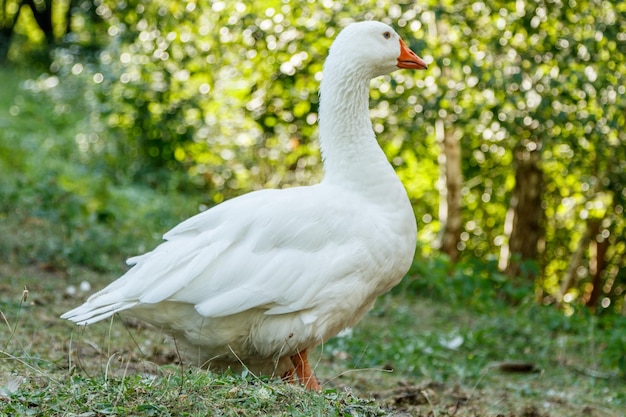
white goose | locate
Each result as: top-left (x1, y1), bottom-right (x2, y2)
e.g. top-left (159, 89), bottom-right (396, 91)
top-left (62, 20), bottom-right (427, 390)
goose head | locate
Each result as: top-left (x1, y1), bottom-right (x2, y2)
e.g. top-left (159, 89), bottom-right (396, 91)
top-left (326, 21), bottom-right (428, 78)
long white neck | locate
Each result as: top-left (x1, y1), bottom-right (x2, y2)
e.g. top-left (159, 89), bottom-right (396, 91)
top-left (318, 60), bottom-right (398, 189)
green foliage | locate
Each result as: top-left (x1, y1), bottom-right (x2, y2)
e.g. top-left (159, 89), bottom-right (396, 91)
top-left (2, 0), bottom-right (111, 66)
top-left (4, 1), bottom-right (626, 311)
top-left (401, 254), bottom-right (536, 311)
top-left (49, 1), bottom-right (442, 207)
top-left (0, 67), bottom-right (195, 272)
top-left (43, 0), bottom-right (624, 311)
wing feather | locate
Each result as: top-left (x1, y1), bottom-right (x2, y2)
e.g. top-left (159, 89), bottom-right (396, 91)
top-left (63, 185), bottom-right (371, 324)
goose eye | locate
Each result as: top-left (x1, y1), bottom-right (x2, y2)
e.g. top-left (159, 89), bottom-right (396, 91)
top-left (383, 31), bottom-right (391, 39)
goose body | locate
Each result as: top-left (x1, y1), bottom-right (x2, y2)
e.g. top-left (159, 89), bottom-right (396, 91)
top-left (62, 20), bottom-right (427, 389)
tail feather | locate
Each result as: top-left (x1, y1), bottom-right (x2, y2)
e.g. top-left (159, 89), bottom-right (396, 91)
top-left (61, 300), bottom-right (139, 325)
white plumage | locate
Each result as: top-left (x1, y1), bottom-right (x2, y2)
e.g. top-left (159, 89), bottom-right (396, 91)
top-left (62, 20), bottom-right (427, 390)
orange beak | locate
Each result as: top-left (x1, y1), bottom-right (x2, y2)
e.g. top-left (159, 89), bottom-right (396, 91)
top-left (397, 38), bottom-right (428, 70)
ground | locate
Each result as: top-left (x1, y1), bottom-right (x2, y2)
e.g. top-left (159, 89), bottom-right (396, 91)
top-left (1, 260), bottom-right (623, 416)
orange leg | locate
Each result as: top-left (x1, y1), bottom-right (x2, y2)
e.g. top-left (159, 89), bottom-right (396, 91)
top-left (290, 349), bottom-right (321, 391)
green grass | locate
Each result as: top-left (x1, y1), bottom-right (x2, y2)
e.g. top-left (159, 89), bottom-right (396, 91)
top-left (1, 362), bottom-right (385, 416)
top-left (1, 66), bottom-right (625, 416)
top-left (2, 261), bottom-right (624, 416)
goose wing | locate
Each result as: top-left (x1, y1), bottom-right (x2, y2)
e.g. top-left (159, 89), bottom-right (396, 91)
top-left (62, 185), bottom-right (373, 325)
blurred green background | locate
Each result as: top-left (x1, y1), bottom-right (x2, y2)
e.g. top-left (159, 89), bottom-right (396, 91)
top-left (1, 0), bottom-right (625, 318)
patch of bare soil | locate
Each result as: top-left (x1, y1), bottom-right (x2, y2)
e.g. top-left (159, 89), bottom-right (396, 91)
top-left (371, 381), bottom-right (549, 417)
top-left (360, 379), bottom-right (616, 417)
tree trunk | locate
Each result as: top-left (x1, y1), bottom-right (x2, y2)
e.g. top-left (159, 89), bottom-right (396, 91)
top-left (0, 0), bottom-right (23, 64)
top-left (23, 0), bottom-right (55, 45)
top-left (0, 28), bottom-right (12, 63)
top-left (436, 119), bottom-right (462, 262)
top-left (584, 219), bottom-right (609, 310)
top-left (501, 141), bottom-right (544, 280)
top-left (65, 0), bottom-right (75, 35)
